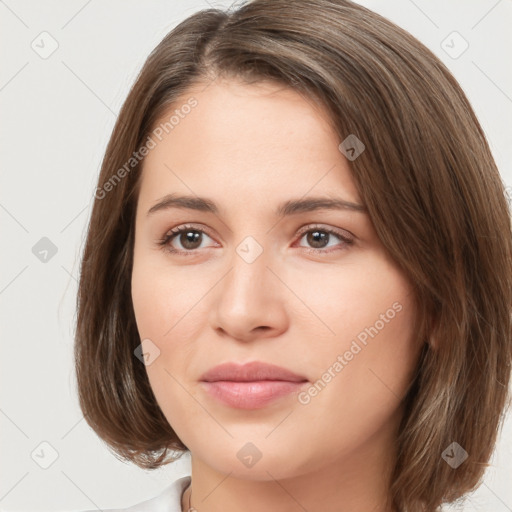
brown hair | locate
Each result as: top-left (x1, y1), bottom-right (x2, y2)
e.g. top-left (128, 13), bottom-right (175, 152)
top-left (74, 1), bottom-right (512, 510)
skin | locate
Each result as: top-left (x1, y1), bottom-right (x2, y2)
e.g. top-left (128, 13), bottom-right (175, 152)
top-left (131, 77), bottom-right (424, 512)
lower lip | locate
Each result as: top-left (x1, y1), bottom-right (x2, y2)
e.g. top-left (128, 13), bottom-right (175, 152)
top-left (200, 380), bottom-right (307, 409)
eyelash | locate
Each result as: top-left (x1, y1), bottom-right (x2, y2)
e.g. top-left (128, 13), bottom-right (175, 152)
top-left (156, 223), bottom-right (354, 257)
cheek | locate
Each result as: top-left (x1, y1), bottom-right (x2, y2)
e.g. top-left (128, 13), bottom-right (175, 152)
top-left (130, 258), bottom-right (203, 433)
top-left (294, 258), bottom-right (420, 445)
top-left (289, 251), bottom-right (415, 348)
top-left (130, 254), bottom-right (214, 400)
top-left (293, 253), bottom-right (418, 388)
top-left (130, 251), bottom-right (207, 341)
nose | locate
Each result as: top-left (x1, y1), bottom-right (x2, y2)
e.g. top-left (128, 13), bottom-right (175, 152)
top-left (209, 241), bottom-right (289, 343)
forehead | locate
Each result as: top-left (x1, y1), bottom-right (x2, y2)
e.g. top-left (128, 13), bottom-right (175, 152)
top-left (137, 78), bottom-right (361, 210)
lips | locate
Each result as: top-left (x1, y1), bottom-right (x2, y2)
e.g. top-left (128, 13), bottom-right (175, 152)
top-left (199, 361), bottom-right (308, 383)
top-left (199, 361), bottom-right (308, 409)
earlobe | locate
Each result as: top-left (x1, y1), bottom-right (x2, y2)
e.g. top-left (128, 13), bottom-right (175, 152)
top-left (427, 319), bottom-right (439, 350)
top-left (427, 313), bottom-right (439, 350)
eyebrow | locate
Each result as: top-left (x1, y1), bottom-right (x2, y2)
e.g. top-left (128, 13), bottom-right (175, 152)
top-left (146, 193), bottom-right (368, 217)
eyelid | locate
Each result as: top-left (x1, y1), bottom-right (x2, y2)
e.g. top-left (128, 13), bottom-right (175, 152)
top-left (164, 223), bottom-right (219, 248)
top-left (295, 223), bottom-right (354, 240)
top-left (168, 222), bottom-right (216, 239)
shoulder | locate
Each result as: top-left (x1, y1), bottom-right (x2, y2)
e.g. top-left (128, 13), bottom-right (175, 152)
top-left (79, 475), bottom-right (191, 512)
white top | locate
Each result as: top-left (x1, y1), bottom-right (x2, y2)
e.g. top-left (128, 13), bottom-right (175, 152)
top-left (81, 475), bottom-right (191, 512)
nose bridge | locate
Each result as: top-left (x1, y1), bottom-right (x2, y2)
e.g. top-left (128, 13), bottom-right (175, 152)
top-left (216, 232), bottom-right (276, 324)
top-left (224, 233), bottom-right (271, 299)
top-left (209, 230), bottom-right (287, 339)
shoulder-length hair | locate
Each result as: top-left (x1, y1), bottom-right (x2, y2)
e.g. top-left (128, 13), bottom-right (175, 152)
top-left (74, 1), bottom-right (512, 510)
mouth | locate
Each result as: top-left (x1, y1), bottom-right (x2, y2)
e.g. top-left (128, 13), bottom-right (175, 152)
top-left (199, 361), bottom-right (308, 409)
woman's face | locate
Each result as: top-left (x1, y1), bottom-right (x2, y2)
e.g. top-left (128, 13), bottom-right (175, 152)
top-left (131, 78), bottom-right (422, 481)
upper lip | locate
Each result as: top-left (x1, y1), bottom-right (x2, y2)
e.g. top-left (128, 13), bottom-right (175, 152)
top-left (200, 361), bottom-right (308, 383)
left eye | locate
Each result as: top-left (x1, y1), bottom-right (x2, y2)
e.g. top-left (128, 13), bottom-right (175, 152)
top-left (157, 224), bottom-right (353, 255)
top-left (294, 226), bottom-right (354, 253)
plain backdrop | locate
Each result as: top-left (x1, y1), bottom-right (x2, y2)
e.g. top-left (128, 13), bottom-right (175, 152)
top-left (1, 1), bottom-right (511, 511)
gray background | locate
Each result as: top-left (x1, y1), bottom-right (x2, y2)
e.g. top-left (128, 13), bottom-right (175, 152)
top-left (1, 0), bottom-right (511, 511)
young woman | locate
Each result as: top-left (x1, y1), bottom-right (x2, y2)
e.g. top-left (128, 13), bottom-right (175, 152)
top-left (74, 1), bottom-right (512, 511)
